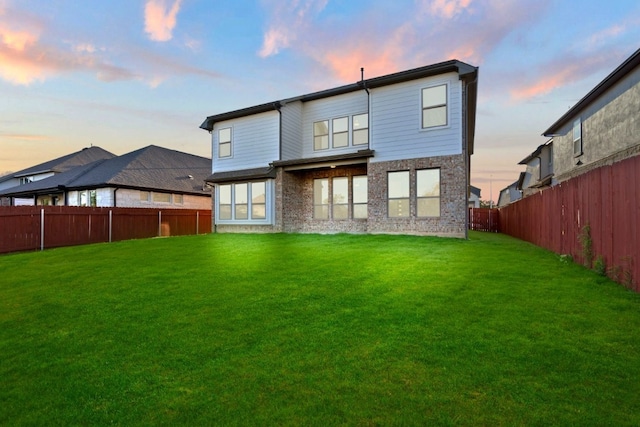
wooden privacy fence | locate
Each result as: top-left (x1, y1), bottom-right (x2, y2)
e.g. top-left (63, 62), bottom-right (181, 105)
top-left (0, 206), bottom-right (212, 254)
top-left (469, 208), bottom-right (500, 232)
top-left (499, 155), bottom-right (639, 292)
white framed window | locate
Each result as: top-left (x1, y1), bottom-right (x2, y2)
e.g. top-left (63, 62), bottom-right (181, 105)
top-left (219, 127), bottom-right (232, 158)
top-left (217, 181), bottom-right (272, 223)
top-left (314, 121), bottom-right (329, 151)
top-left (353, 113), bottom-right (368, 146)
top-left (332, 177), bottom-right (349, 219)
top-left (251, 182), bottom-right (266, 219)
top-left (313, 178), bottom-right (329, 219)
top-left (219, 185), bottom-right (232, 220)
top-left (332, 117), bottom-right (349, 148)
top-left (573, 118), bottom-right (582, 156)
top-left (417, 169), bottom-right (440, 217)
top-left (422, 84), bottom-right (448, 128)
top-left (352, 175), bottom-right (368, 219)
top-left (19, 176), bottom-right (34, 185)
top-left (388, 171), bottom-right (410, 218)
top-left (234, 183), bottom-right (248, 220)
top-left (174, 194), bottom-right (183, 204)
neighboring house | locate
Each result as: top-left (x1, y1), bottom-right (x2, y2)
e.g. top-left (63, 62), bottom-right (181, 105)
top-left (469, 185), bottom-right (481, 208)
top-left (0, 146), bottom-right (115, 205)
top-left (517, 139), bottom-right (554, 196)
top-left (543, 47), bottom-right (640, 182)
top-left (0, 145), bottom-right (212, 209)
top-left (200, 60), bottom-right (479, 237)
top-left (497, 181), bottom-right (521, 208)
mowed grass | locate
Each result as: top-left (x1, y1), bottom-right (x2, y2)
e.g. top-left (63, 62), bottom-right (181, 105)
top-left (1, 232), bottom-right (639, 426)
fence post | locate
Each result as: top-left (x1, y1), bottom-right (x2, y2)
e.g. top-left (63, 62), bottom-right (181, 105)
top-left (40, 208), bottom-right (45, 251)
top-left (158, 211), bottom-right (162, 237)
top-left (196, 211), bottom-right (199, 235)
top-left (109, 210), bottom-right (113, 243)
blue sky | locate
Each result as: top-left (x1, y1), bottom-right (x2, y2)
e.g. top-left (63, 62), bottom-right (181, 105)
top-left (1, 0), bottom-right (639, 202)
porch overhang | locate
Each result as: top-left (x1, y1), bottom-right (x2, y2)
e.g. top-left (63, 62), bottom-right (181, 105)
top-left (271, 149), bottom-right (374, 172)
top-left (204, 167), bottom-right (277, 184)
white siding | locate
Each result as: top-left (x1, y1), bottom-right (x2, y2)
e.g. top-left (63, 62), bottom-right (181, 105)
top-left (370, 73), bottom-right (463, 163)
top-left (281, 101), bottom-right (303, 160)
top-left (213, 111), bottom-right (280, 173)
top-left (301, 91), bottom-right (369, 158)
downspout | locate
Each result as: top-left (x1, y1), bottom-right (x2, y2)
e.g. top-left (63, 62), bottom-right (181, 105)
top-left (360, 68), bottom-right (371, 151)
top-left (462, 70), bottom-right (478, 239)
top-left (113, 187), bottom-right (119, 207)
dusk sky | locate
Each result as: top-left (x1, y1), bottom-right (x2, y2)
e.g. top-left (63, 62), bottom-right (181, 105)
top-left (1, 0), bottom-right (639, 202)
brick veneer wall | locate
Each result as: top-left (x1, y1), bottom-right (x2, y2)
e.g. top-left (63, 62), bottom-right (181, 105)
top-left (213, 154), bottom-right (468, 237)
top-left (367, 155), bottom-right (468, 237)
top-left (281, 165), bottom-right (369, 233)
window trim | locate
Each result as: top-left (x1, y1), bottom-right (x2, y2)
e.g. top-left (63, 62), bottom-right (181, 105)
top-left (421, 83), bottom-right (449, 130)
top-left (387, 171), bottom-right (410, 218)
top-left (416, 168), bottom-right (441, 218)
top-left (215, 180), bottom-right (274, 225)
top-left (332, 117), bottom-right (349, 149)
top-left (313, 120), bottom-right (330, 151)
top-left (352, 113), bottom-right (369, 146)
top-left (573, 118), bottom-right (582, 157)
top-left (218, 127), bottom-right (233, 158)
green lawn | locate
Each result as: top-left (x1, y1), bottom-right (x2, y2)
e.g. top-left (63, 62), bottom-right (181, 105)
top-left (1, 232), bottom-right (639, 426)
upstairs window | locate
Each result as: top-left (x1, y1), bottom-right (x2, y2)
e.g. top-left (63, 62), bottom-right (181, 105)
top-left (422, 84), bottom-right (448, 128)
top-left (573, 119), bottom-right (582, 156)
top-left (332, 117), bottom-right (349, 148)
top-left (314, 121), bottom-right (329, 150)
top-left (219, 127), bottom-right (232, 158)
top-left (352, 113), bottom-right (368, 146)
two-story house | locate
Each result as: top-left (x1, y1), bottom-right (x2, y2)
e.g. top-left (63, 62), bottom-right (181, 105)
top-left (200, 60), bottom-right (478, 237)
top-left (517, 139), bottom-right (554, 196)
top-left (543, 47), bottom-right (640, 182)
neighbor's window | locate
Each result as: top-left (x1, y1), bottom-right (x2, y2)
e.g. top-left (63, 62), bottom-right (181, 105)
top-left (140, 191), bottom-right (150, 202)
top-left (219, 127), bottom-right (232, 158)
top-left (353, 113), bottom-right (368, 146)
top-left (174, 194), bottom-right (183, 204)
top-left (219, 185), bottom-right (232, 220)
top-left (314, 120), bottom-right (329, 150)
top-left (153, 192), bottom-right (171, 203)
top-left (251, 182), bottom-right (266, 219)
top-left (332, 117), bottom-right (349, 148)
top-left (573, 118), bottom-right (582, 156)
top-left (353, 175), bottom-right (368, 218)
top-left (313, 178), bottom-right (329, 218)
top-left (332, 177), bottom-right (349, 219)
top-left (422, 84), bottom-right (448, 128)
top-left (388, 171), bottom-right (410, 217)
top-left (417, 169), bottom-right (440, 217)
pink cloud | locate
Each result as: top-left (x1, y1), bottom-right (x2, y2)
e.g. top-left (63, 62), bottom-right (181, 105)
top-left (258, 0), bottom-right (328, 58)
top-left (510, 49), bottom-right (627, 100)
top-left (144, 0), bottom-right (183, 42)
top-left (426, 0), bottom-right (474, 19)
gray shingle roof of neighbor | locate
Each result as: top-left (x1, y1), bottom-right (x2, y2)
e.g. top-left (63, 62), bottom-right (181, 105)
top-left (0, 145), bottom-right (212, 197)
top-left (0, 146), bottom-right (116, 184)
top-left (199, 59), bottom-right (479, 154)
top-left (543, 47), bottom-right (640, 136)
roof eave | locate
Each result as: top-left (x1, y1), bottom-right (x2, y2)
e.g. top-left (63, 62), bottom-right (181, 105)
top-left (543, 47), bottom-right (640, 136)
